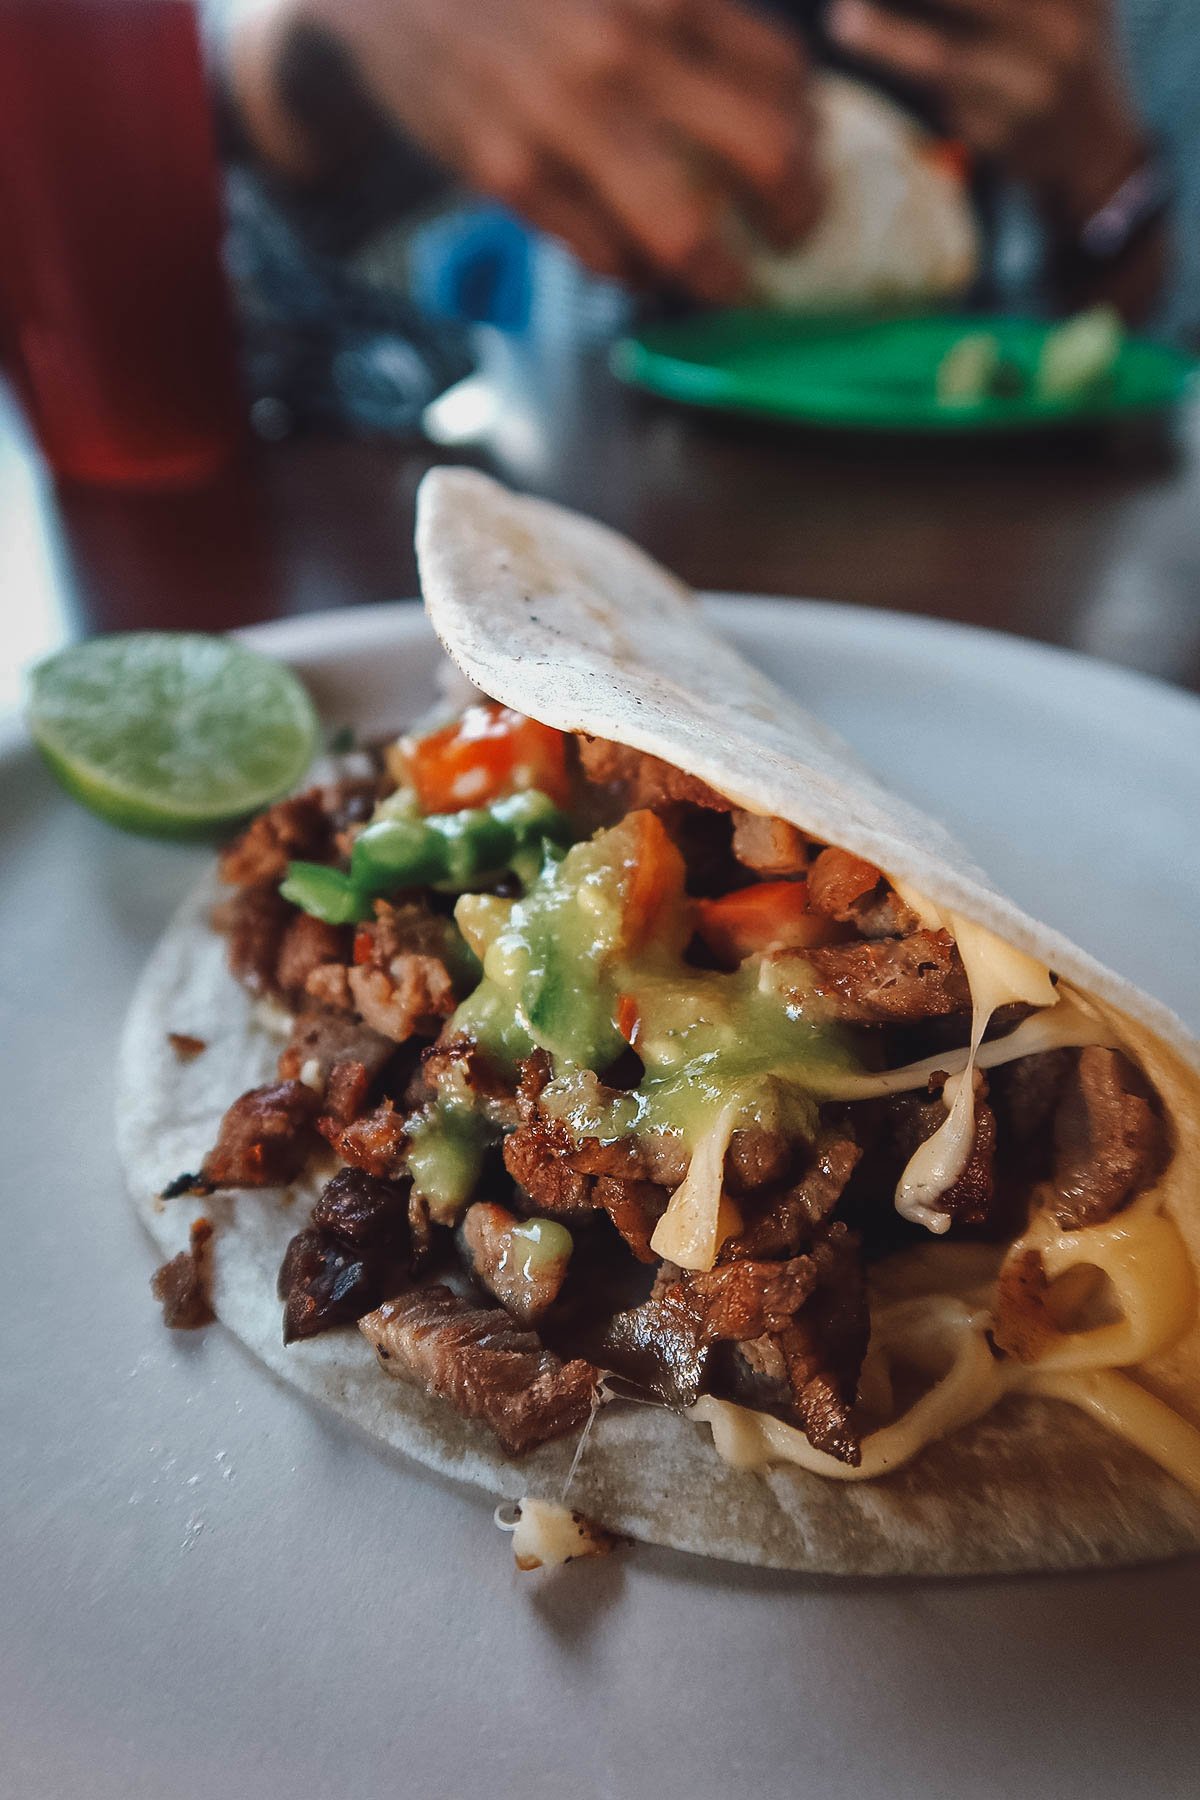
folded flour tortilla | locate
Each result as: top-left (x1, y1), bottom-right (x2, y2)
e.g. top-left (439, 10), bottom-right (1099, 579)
top-left (118, 470), bottom-right (1200, 1573)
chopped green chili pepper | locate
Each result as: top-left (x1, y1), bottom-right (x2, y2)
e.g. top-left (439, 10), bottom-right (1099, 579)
top-left (349, 788), bottom-right (572, 895)
top-left (278, 861), bottom-right (372, 924)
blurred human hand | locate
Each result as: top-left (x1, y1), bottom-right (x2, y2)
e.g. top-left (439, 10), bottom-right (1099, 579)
top-left (238, 0), bottom-right (823, 300)
top-left (826, 0), bottom-right (1147, 225)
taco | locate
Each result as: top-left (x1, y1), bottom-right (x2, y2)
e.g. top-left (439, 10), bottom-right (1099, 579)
top-left (118, 469), bottom-right (1200, 1574)
top-left (742, 74), bottom-right (978, 311)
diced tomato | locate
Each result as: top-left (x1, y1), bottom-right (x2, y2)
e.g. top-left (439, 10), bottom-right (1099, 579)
top-left (405, 703), bottom-right (569, 813)
top-left (615, 993), bottom-right (641, 1047)
top-left (694, 881), bottom-right (839, 965)
top-left (352, 927), bottom-right (375, 966)
top-left (619, 810), bottom-right (686, 951)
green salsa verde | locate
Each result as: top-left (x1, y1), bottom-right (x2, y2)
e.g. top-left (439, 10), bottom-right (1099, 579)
top-left (406, 816), bottom-right (861, 1219)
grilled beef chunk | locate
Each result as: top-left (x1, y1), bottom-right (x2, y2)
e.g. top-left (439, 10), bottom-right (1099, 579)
top-left (686, 1257), bottom-right (821, 1339)
top-left (218, 782), bottom-right (376, 888)
top-left (278, 1006), bottom-right (395, 1094)
top-left (807, 847), bottom-right (878, 918)
top-left (347, 959), bottom-right (455, 1043)
top-left (359, 1286), bottom-right (599, 1455)
top-left (807, 847), bottom-right (918, 939)
top-left (728, 1131), bottom-right (862, 1258)
top-left (458, 1201), bottom-right (571, 1322)
top-left (594, 1176), bottom-right (667, 1262)
top-left (730, 810), bottom-right (809, 876)
top-left (322, 1061), bottom-right (370, 1126)
top-left (305, 962), bottom-right (354, 1010)
top-left (987, 1048), bottom-right (1074, 1185)
top-left (719, 1224), bottom-right (868, 1465)
top-left (203, 1081), bottom-right (319, 1188)
top-left (276, 914), bottom-right (350, 1002)
top-left (724, 1126), bottom-right (796, 1197)
top-left (1050, 1046), bottom-right (1167, 1227)
top-left (319, 1101), bottom-right (409, 1178)
top-left (279, 1227), bottom-right (380, 1342)
top-left (365, 899), bottom-right (457, 965)
top-left (772, 929), bottom-right (971, 1025)
top-left (576, 736), bottom-right (731, 812)
top-left (887, 1072), bottom-right (998, 1228)
top-left (313, 1167), bottom-right (410, 1248)
top-left (151, 1218), bottom-right (215, 1329)
top-left (213, 882), bottom-right (292, 996)
top-left (220, 790), bottom-right (334, 888)
top-left (507, 1107), bottom-right (683, 1241)
top-left (423, 1034), bottom-right (518, 1109)
top-left (594, 1256), bottom-right (819, 1409)
top-left (776, 1223), bottom-right (869, 1464)
top-left (504, 1116), bottom-right (596, 1215)
top-left (345, 900), bottom-right (460, 1043)
top-left (279, 1170), bottom-right (411, 1342)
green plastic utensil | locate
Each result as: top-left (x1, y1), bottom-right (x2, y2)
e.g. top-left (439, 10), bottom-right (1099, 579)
top-left (612, 311), bottom-right (1195, 434)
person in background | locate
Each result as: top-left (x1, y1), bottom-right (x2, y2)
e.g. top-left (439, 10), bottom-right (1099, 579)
top-left (214, 0), bottom-right (1186, 433)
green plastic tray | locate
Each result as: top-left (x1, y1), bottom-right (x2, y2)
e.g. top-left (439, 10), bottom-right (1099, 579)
top-left (612, 310), bottom-right (1196, 433)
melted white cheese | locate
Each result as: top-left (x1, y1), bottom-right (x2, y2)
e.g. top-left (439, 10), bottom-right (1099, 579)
top-left (692, 1296), bottom-right (1003, 1480)
top-left (808, 995), bottom-right (1110, 1102)
top-left (1012, 1206), bottom-right (1197, 1372)
top-left (504, 1498), bottom-right (613, 1570)
top-left (690, 1199), bottom-right (1200, 1500)
top-left (649, 1097), bottom-right (744, 1270)
top-left (890, 887), bottom-right (1058, 1232)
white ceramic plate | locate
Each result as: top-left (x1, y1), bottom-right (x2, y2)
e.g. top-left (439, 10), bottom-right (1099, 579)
top-left (4, 600), bottom-right (1199, 1800)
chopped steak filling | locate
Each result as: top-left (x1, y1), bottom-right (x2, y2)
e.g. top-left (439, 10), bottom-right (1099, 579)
top-left (212, 883), bottom-right (292, 997)
top-left (202, 1082), bottom-right (319, 1188)
top-left (192, 717), bottom-right (1172, 1468)
top-left (347, 957), bottom-right (455, 1042)
top-left (575, 737), bottom-right (731, 812)
top-left (1050, 1046), bottom-right (1166, 1228)
top-left (773, 929), bottom-right (972, 1025)
top-left (887, 1071), bottom-right (998, 1228)
top-left (151, 1218), bottom-right (215, 1329)
top-left (319, 1100), bottom-right (409, 1178)
top-left (807, 846), bottom-right (919, 939)
top-left (458, 1201), bottom-right (570, 1321)
top-left (279, 1227), bottom-right (381, 1342)
top-left (359, 1287), bottom-right (599, 1455)
top-left (276, 915), bottom-right (350, 1003)
top-left (730, 809), bottom-right (810, 876)
top-left (278, 1006), bottom-right (396, 1094)
top-left (313, 1167), bottom-right (411, 1247)
top-left (728, 1131), bottom-right (862, 1259)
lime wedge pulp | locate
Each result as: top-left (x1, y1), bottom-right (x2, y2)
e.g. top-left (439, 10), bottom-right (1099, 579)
top-left (27, 632), bottom-right (320, 835)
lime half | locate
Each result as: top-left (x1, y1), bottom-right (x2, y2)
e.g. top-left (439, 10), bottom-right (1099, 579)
top-left (27, 632), bottom-right (320, 835)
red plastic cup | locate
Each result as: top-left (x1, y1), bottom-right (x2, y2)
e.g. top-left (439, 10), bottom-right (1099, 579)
top-left (0, 0), bottom-right (243, 488)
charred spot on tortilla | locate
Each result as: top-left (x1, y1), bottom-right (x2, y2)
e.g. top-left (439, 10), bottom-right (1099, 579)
top-left (167, 1032), bottom-right (207, 1061)
top-left (159, 1171), bottom-right (212, 1201)
top-left (116, 471), bottom-right (1200, 1575)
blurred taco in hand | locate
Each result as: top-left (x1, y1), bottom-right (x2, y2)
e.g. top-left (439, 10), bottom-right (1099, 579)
top-left (742, 73), bottom-right (978, 310)
top-left (119, 469), bottom-right (1200, 1575)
